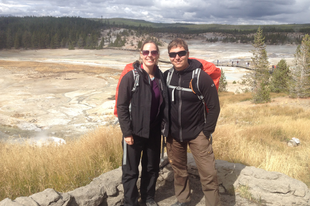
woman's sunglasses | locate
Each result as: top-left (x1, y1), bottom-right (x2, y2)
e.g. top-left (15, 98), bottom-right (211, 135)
top-left (142, 50), bottom-right (158, 56)
top-left (169, 50), bottom-right (187, 58)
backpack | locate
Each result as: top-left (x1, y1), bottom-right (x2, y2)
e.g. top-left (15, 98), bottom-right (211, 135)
top-left (113, 58), bottom-right (221, 117)
top-left (166, 58), bottom-right (221, 123)
top-left (189, 57), bottom-right (221, 90)
top-left (114, 63), bottom-right (137, 117)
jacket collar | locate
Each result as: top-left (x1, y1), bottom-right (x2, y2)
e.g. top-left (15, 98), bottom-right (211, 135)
top-left (175, 59), bottom-right (202, 74)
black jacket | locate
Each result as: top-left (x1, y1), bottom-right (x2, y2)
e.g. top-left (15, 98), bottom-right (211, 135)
top-left (117, 61), bottom-right (169, 138)
top-left (164, 59), bottom-right (220, 142)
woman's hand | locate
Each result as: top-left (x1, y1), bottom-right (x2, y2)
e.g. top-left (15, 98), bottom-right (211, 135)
top-left (124, 136), bottom-right (134, 145)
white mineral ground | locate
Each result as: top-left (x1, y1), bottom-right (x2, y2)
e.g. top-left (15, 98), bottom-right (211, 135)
top-left (0, 39), bottom-right (297, 144)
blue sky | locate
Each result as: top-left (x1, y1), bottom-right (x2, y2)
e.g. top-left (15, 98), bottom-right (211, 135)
top-left (0, 0), bottom-right (309, 25)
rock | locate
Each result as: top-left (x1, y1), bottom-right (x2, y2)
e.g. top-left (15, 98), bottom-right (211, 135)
top-left (68, 179), bottom-right (107, 206)
top-left (15, 197), bottom-right (39, 206)
top-left (0, 198), bottom-right (23, 206)
top-left (288, 137), bottom-right (300, 147)
top-left (95, 167), bottom-right (122, 196)
top-left (1, 154), bottom-right (309, 206)
top-left (288, 140), bottom-right (297, 147)
top-left (54, 193), bottom-right (73, 206)
top-left (215, 158), bottom-right (310, 206)
top-left (30, 188), bottom-right (62, 206)
top-left (216, 159), bottom-right (247, 194)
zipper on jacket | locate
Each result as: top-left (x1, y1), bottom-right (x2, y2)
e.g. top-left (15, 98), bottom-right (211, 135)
top-left (177, 74), bottom-right (183, 142)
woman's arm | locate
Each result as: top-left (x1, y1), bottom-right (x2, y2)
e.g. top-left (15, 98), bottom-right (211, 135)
top-left (117, 71), bottom-right (135, 138)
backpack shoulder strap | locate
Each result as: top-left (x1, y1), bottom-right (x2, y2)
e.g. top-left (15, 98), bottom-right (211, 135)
top-left (190, 68), bottom-right (207, 123)
top-left (131, 67), bottom-right (139, 92)
top-left (166, 67), bottom-right (207, 123)
top-left (166, 67), bottom-right (192, 102)
top-left (191, 68), bottom-right (204, 101)
top-left (166, 67), bottom-right (174, 86)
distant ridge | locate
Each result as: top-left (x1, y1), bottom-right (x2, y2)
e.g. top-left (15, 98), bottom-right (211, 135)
top-left (93, 17), bottom-right (310, 31)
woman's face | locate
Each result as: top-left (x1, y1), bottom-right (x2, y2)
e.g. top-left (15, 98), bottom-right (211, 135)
top-left (140, 43), bottom-right (159, 68)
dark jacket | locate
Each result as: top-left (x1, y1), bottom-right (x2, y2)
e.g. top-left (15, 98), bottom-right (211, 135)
top-left (117, 61), bottom-right (169, 138)
top-left (164, 59), bottom-right (220, 142)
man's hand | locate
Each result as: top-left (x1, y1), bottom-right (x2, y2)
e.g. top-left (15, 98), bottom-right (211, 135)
top-left (124, 136), bottom-right (134, 145)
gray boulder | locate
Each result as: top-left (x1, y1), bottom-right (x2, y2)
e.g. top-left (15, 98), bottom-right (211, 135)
top-left (1, 154), bottom-right (309, 206)
top-left (0, 198), bottom-right (24, 206)
top-left (215, 158), bottom-right (310, 206)
top-left (15, 197), bottom-right (39, 206)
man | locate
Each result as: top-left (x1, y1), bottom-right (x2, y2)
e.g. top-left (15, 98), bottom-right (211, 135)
top-left (164, 38), bottom-right (221, 206)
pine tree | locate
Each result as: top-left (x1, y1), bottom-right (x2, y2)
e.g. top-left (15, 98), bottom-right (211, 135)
top-left (98, 37), bottom-right (104, 49)
top-left (22, 31), bottom-right (32, 49)
top-left (270, 59), bottom-right (290, 93)
top-left (14, 33), bottom-right (20, 49)
top-left (137, 40), bottom-right (142, 49)
top-left (60, 38), bottom-right (66, 48)
top-left (85, 35), bottom-right (93, 49)
top-left (45, 34), bottom-right (50, 49)
top-left (77, 35), bottom-right (84, 48)
top-left (68, 41), bottom-right (75, 50)
top-left (290, 34), bottom-right (310, 98)
top-left (51, 33), bottom-right (60, 49)
top-left (0, 30), bottom-right (6, 49)
top-left (249, 27), bottom-right (271, 103)
top-left (92, 33), bottom-right (99, 49)
top-left (109, 34), bottom-right (125, 47)
top-left (218, 68), bottom-right (228, 92)
top-left (31, 32), bottom-right (39, 49)
top-left (6, 28), bottom-right (13, 49)
top-left (39, 31), bottom-right (47, 49)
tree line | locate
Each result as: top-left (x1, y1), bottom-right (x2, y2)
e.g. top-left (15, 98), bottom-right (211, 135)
top-left (0, 16), bottom-right (169, 50)
top-left (208, 32), bottom-right (304, 45)
top-left (0, 16), bottom-right (104, 50)
top-left (1, 17), bottom-right (310, 50)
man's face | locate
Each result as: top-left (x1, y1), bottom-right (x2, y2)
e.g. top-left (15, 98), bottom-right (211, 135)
top-left (169, 46), bottom-right (189, 71)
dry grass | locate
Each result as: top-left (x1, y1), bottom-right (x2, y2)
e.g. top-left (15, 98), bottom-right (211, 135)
top-left (1, 92), bottom-right (309, 201)
top-left (0, 126), bottom-right (123, 201)
top-left (214, 92), bottom-right (310, 187)
top-left (0, 60), bottom-right (120, 75)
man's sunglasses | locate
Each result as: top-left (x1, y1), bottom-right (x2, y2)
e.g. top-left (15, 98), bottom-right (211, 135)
top-left (169, 50), bottom-right (187, 58)
top-left (142, 50), bottom-right (158, 56)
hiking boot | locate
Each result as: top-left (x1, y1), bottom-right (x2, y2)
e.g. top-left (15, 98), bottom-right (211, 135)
top-left (171, 201), bottom-right (189, 206)
top-left (145, 199), bottom-right (158, 206)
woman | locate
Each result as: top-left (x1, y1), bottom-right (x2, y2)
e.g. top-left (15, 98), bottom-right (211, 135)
top-left (117, 40), bottom-right (169, 206)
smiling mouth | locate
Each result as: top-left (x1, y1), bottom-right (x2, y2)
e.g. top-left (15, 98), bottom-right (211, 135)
top-left (175, 60), bottom-right (182, 64)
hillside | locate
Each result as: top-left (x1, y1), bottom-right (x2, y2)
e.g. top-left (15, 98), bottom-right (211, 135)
top-left (1, 17), bottom-right (310, 50)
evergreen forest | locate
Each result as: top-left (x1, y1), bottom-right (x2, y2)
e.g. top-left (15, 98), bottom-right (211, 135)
top-left (1, 16), bottom-right (310, 50)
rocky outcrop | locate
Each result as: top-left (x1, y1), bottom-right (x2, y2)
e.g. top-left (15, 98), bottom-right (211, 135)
top-left (1, 154), bottom-right (309, 206)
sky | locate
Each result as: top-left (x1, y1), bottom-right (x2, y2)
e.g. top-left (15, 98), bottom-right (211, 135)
top-left (0, 0), bottom-right (310, 25)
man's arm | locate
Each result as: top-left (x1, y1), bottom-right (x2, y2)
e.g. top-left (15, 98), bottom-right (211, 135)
top-left (199, 71), bottom-right (220, 137)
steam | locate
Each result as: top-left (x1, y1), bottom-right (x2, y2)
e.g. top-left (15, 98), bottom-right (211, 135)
top-left (26, 131), bottom-right (66, 147)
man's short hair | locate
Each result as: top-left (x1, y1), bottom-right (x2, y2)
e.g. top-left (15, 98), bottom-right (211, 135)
top-left (168, 38), bottom-right (189, 52)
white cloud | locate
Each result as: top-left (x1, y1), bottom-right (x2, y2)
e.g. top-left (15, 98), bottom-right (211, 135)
top-left (0, 0), bottom-right (309, 24)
